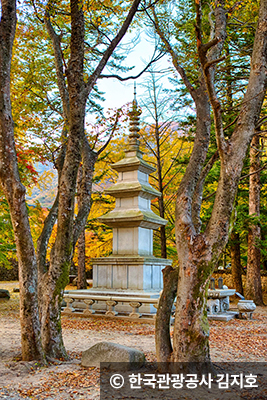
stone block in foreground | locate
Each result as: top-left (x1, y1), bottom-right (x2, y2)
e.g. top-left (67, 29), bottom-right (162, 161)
top-left (81, 341), bottom-right (145, 369)
top-left (0, 289), bottom-right (10, 299)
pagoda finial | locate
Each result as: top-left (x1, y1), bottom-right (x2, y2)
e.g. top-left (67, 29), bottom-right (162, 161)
top-left (128, 83), bottom-right (142, 151)
top-left (133, 81), bottom-right (137, 104)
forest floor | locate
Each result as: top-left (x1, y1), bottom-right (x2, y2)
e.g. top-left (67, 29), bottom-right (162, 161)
top-left (0, 281), bottom-right (267, 400)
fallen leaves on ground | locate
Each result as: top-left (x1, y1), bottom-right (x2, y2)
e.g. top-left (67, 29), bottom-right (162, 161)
top-left (61, 311), bottom-right (267, 361)
top-left (1, 283), bottom-right (267, 399)
top-left (61, 316), bottom-right (155, 336)
top-left (209, 312), bottom-right (267, 360)
top-left (16, 367), bottom-right (100, 399)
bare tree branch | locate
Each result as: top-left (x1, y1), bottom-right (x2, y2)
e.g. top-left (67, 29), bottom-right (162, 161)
top-left (240, 162), bottom-right (267, 181)
top-left (256, 115), bottom-right (267, 129)
top-left (203, 161), bottom-right (267, 203)
top-left (100, 52), bottom-right (165, 81)
top-left (72, 139), bottom-right (97, 246)
top-left (192, 151), bottom-right (219, 233)
top-left (197, 0), bottom-right (228, 161)
top-left (31, 0), bottom-right (45, 23)
top-left (150, 7), bottom-right (196, 100)
top-left (97, 111), bottom-right (120, 155)
top-left (44, 5), bottom-right (70, 120)
top-left (85, 0), bottom-right (142, 97)
top-left (204, 55), bottom-right (226, 71)
top-left (223, 114), bottom-right (239, 132)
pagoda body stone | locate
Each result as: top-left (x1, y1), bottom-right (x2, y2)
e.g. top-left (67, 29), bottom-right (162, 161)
top-left (99, 141), bottom-right (167, 260)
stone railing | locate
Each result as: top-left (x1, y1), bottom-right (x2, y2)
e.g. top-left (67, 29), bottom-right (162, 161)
top-left (62, 293), bottom-right (159, 323)
top-left (62, 286), bottom-right (240, 323)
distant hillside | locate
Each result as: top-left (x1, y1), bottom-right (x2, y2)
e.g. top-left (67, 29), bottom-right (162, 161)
top-left (26, 162), bottom-right (109, 208)
top-left (26, 162), bottom-right (58, 208)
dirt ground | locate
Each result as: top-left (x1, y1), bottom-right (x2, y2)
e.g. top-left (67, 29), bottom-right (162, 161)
top-left (0, 281), bottom-right (267, 400)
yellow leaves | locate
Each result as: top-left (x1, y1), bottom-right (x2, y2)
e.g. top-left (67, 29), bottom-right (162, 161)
top-left (28, 204), bottom-right (49, 250)
top-left (84, 0), bottom-right (126, 26)
top-left (27, 169), bottom-right (56, 197)
top-left (72, 228), bottom-right (112, 265)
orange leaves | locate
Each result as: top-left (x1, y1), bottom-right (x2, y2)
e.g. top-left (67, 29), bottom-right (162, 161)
top-left (16, 145), bottom-right (39, 185)
top-left (209, 312), bottom-right (267, 360)
top-left (16, 367), bottom-right (100, 399)
top-left (61, 315), bottom-right (155, 335)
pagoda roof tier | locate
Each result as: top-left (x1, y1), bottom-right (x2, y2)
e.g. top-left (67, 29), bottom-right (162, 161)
top-left (105, 181), bottom-right (161, 199)
top-left (111, 154), bottom-right (155, 175)
top-left (98, 208), bottom-right (167, 229)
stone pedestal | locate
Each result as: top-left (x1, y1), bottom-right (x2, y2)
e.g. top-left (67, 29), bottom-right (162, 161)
top-left (93, 256), bottom-right (171, 292)
top-left (88, 256), bottom-right (171, 314)
top-left (237, 300), bottom-right (256, 319)
top-left (207, 288), bottom-right (238, 321)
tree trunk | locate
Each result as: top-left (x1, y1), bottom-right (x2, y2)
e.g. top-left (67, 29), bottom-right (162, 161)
top-left (0, 0), bottom-right (45, 363)
top-left (5, 186), bottom-right (45, 362)
top-left (155, 266), bottom-right (178, 363)
top-left (153, 75), bottom-right (167, 259)
top-left (38, 0), bottom-right (141, 359)
top-left (76, 164), bottom-right (88, 290)
top-left (77, 229), bottom-right (87, 289)
top-left (230, 231), bottom-right (244, 295)
top-left (246, 134), bottom-right (264, 305)
top-left (160, 225), bottom-right (167, 259)
top-left (39, 0), bottom-right (87, 358)
top-left (172, 86), bottom-right (212, 362)
top-left (153, 0), bottom-right (267, 364)
top-left (157, 157), bottom-right (167, 258)
top-left (171, 237), bottom-right (212, 363)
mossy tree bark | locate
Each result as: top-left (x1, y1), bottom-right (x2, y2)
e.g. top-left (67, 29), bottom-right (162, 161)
top-left (0, 0), bottom-right (45, 363)
top-left (77, 166), bottom-right (88, 290)
top-left (38, 0), bottom-right (142, 359)
top-left (152, 0), bottom-right (267, 363)
top-left (0, 0), bottom-right (142, 361)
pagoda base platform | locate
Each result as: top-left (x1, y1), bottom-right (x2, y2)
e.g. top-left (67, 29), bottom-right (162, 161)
top-left (69, 255), bottom-right (172, 315)
top-left (92, 255), bottom-right (172, 291)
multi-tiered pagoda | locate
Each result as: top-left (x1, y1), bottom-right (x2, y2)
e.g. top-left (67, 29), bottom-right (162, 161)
top-left (91, 92), bottom-right (172, 308)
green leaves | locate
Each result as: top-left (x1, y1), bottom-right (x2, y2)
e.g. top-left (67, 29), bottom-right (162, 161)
top-left (0, 197), bottom-right (16, 267)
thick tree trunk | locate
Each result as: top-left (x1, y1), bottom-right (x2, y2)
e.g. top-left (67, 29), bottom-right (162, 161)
top-left (0, 0), bottom-right (45, 363)
top-left (5, 186), bottom-right (45, 362)
top-left (38, 0), bottom-right (141, 359)
top-left (171, 64), bottom-right (214, 361)
top-left (39, 271), bottom-right (69, 359)
top-left (155, 0), bottom-right (267, 364)
top-left (39, 126), bottom-right (87, 358)
top-left (171, 239), bottom-right (212, 363)
top-left (246, 134), bottom-right (264, 305)
top-left (230, 231), bottom-right (244, 295)
top-left (39, 0), bottom-right (86, 358)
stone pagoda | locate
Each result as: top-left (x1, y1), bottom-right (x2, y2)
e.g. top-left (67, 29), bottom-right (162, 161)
top-left (89, 91), bottom-right (172, 313)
